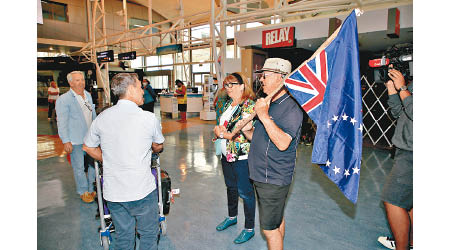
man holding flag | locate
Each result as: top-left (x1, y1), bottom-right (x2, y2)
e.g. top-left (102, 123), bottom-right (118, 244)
top-left (243, 9), bottom-right (363, 249)
top-left (243, 57), bottom-right (304, 250)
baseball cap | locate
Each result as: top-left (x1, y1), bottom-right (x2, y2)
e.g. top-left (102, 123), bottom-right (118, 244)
top-left (254, 58), bottom-right (292, 75)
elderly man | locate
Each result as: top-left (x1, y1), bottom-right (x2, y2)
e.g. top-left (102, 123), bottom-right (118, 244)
top-left (242, 58), bottom-right (303, 250)
top-left (56, 71), bottom-right (97, 203)
top-left (83, 73), bottom-right (164, 250)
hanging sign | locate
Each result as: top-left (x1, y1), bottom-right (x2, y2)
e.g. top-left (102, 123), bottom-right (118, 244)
top-left (97, 50), bottom-right (114, 63)
top-left (118, 51), bottom-right (136, 60)
top-left (262, 27), bottom-right (295, 48)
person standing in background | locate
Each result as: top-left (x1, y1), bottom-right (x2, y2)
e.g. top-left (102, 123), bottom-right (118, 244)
top-left (55, 71), bottom-right (97, 203)
top-left (47, 81), bottom-right (59, 121)
top-left (174, 79), bottom-right (187, 123)
top-left (141, 79), bottom-right (157, 113)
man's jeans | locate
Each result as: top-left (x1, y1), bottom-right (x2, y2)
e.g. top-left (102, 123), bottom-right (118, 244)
top-left (70, 144), bottom-right (95, 195)
top-left (108, 190), bottom-right (159, 250)
top-left (221, 158), bottom-right (256, 229)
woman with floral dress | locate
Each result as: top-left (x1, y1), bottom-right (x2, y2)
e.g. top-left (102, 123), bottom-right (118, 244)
top-left (213, 72), bottom-right (256, 244)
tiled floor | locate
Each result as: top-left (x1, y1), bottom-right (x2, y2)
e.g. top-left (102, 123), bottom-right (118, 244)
top-left (37, 103), bottom-right (395, 250)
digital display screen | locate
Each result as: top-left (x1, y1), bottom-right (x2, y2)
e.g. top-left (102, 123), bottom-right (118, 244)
top-left (96, 50), bottom-right (114, 63)
top-left (118, 51), bottom-right (136, 60)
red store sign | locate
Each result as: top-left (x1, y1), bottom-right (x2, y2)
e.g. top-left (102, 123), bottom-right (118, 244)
top-left (262, 27), bottom-right (295, 48)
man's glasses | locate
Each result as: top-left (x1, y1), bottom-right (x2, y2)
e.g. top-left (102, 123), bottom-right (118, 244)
top-left (84, 101), bottom-right (92, 112)
top-left (260, 72), bottom-right (275, 79)
top-left (224, 82), bottom-right (243, 88)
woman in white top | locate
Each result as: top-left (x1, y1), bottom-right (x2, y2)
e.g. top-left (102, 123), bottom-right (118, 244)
top-left (47, 81), bottom-right (60, 121)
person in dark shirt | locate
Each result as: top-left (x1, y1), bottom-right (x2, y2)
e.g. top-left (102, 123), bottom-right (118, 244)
top-left (242, 58), bottom-right (303, 250)
top-left (378, 67), bottom-right (413, 250)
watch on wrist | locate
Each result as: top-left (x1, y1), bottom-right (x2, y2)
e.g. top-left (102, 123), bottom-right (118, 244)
top-left (219, 132), bottom-right (224, 139)
top-left (399, 85), bottom-right (408, 92)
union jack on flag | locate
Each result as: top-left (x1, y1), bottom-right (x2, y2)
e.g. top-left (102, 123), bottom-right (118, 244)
top-left (284, 49), bottom-right (328, 117)
top-left (285, 10), bottom-right (363, 203)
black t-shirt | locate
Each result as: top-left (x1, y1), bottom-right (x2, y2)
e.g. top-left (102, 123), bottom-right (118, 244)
top-left (248, 93), bottom-right (303, 186)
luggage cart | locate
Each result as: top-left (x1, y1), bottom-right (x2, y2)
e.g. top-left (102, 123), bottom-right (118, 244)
top-left (94, 161), bottom-right (112, 250)
top-left (151, 153), bottom-right (179, 236)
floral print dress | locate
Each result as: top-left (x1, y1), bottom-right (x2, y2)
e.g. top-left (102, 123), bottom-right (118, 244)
top-left (221, 98), bottom-right (256, 162)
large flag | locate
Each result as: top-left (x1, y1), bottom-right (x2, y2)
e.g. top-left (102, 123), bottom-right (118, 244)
top-left (284, 10), bottom-right (362, 203)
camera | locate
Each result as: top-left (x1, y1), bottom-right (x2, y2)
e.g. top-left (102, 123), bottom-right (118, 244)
top-left (369, 43), bottom-right (413, 83)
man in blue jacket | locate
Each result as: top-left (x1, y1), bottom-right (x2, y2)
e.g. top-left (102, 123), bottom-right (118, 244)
top-left (56, 71), bottom-right (97, 203)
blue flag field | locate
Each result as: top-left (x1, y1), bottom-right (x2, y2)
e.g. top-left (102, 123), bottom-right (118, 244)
top-left (284, 10), bottom-right (362, 203)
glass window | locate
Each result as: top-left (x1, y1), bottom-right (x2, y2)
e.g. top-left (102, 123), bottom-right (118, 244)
top-left (246, 22), bottom-right (263, 28)
top-left (191, 24), bottom-right (210, 44)
top-left (41, 1), bottom-right (68, 22)
top-left (160, 54), bottom-right (173, 70)
top-left (130, 56), bottom-right (144, 69)
top-left (226, 44), bottom-right (241, 59)
top-left (147, 75), bottom-right (169, 89)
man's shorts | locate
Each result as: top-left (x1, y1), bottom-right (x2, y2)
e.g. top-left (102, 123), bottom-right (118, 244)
top-left (178, 104), bottom-right (187, 112)
top-left (381, 149), bottom-right (413, 210)
top-left (253, 181), bottom-right (291, 230)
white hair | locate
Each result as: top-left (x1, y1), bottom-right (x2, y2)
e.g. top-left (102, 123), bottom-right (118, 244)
top-left (67, 71), bottom-right (85, 83)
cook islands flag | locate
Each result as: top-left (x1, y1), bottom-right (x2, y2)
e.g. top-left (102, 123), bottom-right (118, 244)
top-left (284, 10), bottom-right (363, 203)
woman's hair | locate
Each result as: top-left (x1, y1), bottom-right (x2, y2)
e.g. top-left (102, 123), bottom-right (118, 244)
top-left (111, 73), bottom-right (138, 98)
top-left (50, 81), bottom-right (57, 87)
top-left (223, 72), bottom-right (255, 102)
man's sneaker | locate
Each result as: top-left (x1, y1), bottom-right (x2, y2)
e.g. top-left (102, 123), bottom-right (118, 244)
top-left (216, 217), bottom-right (237, 231)
top-left (80, 192), bottom-right (94, 203)
top-left (378, 236), bottom-right (396, 249)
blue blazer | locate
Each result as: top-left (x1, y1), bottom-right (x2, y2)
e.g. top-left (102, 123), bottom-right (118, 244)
top-left (56, 89), bottom-right (97, 145)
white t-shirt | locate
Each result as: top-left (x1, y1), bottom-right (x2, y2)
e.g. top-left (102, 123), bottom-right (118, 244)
top-left (47, 87), bottom-right (59, 100)
top-left (70, 89), bottom-right (93, 128)
top-left (219, 104), bottom-right (238, 156)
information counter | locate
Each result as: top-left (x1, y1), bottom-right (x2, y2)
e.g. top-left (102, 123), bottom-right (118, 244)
top-left (159, 93), bottom-right (203, 118)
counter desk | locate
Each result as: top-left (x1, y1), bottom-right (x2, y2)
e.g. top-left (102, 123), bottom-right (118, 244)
top-left (159, 93), bottom-right (203, 119)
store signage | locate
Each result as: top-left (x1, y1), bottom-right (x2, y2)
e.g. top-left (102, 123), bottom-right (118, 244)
top-left (118, 51), bottom-right (136, 60)
top-left (156, 44), bottom-right (183, 55)
top-left (262, 27), bottom-right (295, 48)
top-left (96, 50), bottom-right (114, 63)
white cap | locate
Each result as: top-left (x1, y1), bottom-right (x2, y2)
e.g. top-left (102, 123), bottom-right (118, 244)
top-left (255, 58), bottom-right (292, 75)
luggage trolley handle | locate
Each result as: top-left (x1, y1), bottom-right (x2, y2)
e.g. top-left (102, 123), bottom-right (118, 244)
top-left (94, 161), bottom-right (110, 249)
top-left (151, 152), bottom-right (160, 168)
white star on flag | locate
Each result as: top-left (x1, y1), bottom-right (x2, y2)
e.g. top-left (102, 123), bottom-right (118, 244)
top-left (342, 113), bottom-right (348, 120)
top-left (333, 166), bottom-right (340, 175)
top-left (350, 117), bottom-right (357, 125)
top-left (344, 169), bottom-right (350, 177)
top-left (358, 124), bottom-right (363, 132)
top-left (332, 115), bottom-right (338, 122)
top-left (326, 159), bottom-right (331, 167)
top-left (352, 166), bottom-right (360, 174)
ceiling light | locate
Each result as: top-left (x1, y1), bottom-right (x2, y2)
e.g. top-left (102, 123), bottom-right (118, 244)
top-left (49, 46), bottom-right (54, 51)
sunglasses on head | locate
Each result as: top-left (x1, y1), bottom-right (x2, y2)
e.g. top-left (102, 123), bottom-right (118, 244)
top-left (224, 82), bottom-right (243, 88)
